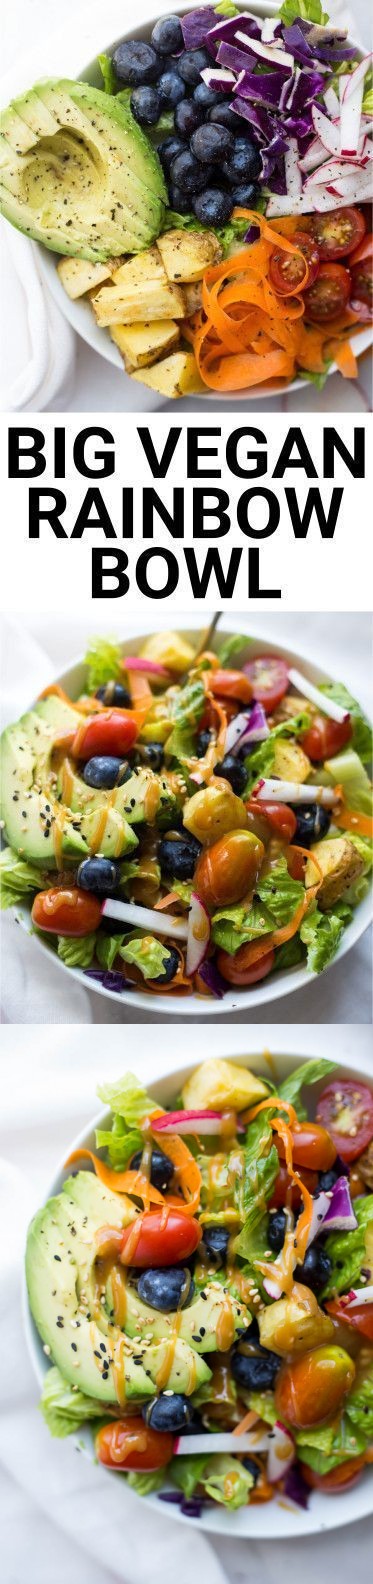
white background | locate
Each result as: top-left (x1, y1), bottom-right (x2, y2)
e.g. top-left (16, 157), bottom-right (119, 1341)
top-left (1, 607), bottom-right (372, 1025)
top-left (0, 1023), bottom-right (372, 1584)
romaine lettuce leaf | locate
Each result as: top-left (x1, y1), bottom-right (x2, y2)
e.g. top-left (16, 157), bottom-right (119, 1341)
top-left (84, 637), bottom-right (122, 693)
top-left (127, 1469), bottom-right (166, 1496)
top-left (95, 1116), bottom-right (143, 1171)
top-left (40, 1366), bottom-right (104, 1438)
top-left (300, 902), bottom-right (352, 973)
top-left (346, 1358), bottom-right (373, 1439)
top-left (97, 1070), bottom-right (156, 1126)
top-left (280, 0), bottom-right (328, 21)
top-left (212, 899), bottom-right (273, 955)
top-left (277, 1058), bottom-right (336, 1118)
top-left (0, 847), bottom-right (46, 909)
top-left (170, 1452), bottom-right (254, 1508)
top-left (296, 1413), bottom-right (367, 1474)
top-left (274, 935), bottom-right (305, 972)
top-left (321, 1195), bottom-right (373, 1298)
top-left (165, 678), bottom-right (205, 763)
top-left (320, 683), bottom-right (372, 765)
top-left (256, 857), bottom-right (304, 929)
top-left (57, 933), bottom-right (97, 969)
top-left (217, 633), bottom-right (248, 667)
top-left (119, 933), bottom-right (171, 982)
top-left (246, 1391), bottom-right (276, 1426)
top-left (96, 932), bottom-right (125, 971)
top-left (233, 1117), bottom-right (279, 1254)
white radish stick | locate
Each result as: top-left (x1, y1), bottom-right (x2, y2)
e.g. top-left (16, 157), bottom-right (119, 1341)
top-left (101, 899), bottom-right (188, 939)
top-left (287, 666), bottom-right (350, 723)
top-left (252, 779), bottom-right (338, 807)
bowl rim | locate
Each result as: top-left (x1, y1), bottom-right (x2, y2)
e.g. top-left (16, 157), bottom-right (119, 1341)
top-left (30, 0), bottom-right (373, 404)
top-left (23, 1045), bottom-right (373, 1538)
top-left (7, 619), bottom-right (373, 1016)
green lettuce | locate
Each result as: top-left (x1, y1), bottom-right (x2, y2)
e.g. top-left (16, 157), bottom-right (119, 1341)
top-left (325, 748), bottom-right (372, 816)
top-left (171, 1453), bottom-right (254, 1509)
top-left (165, 678), bottom-right (205, 763)
top-left (347, 1358), bottom-right (373, 1440)
top-left (57, 933), bottom-right (97, 969)
top-left (95, 1116), bottom-right (143, 1171)
top-left (320, 684), bottom-right (372, 765)
top-left (119, 933), bottom-right (171, 982)
top-left (243, 714), bottom-right (310, 794)
top-left (97, 1070), bottom-right (156, 1127)
top-left (274, 936), bottom-right (305, 972)
top-left (84, 637), bottom-right (122, 694)
top-left (162, 209), bottom-right (265, 259)
top-left (127, 1469), bottom-right (166, 1496)
top-left (296, 1414), bottom-right (367, 1474)
top-left (212, 899), bottom-right (273, 955)
top-left (98, 53), bottom-right (116, 94)
top-left (256, 856), bottom-right (305, 929)
top-left (300, 902), bottom-right (352, 973)
top-left (321, 1195), bottom-right (373, 1298)
top-left (277, 1058), bottom-right (336, 1119)
top-left (214, 1), bottom-right (239, 16)
top-left (233, 1116), bottom-right (279, 1255)
top-left (246, 1391), bottom-right (276, 1426)
top-left (217, 634), bottom-right (248, 667)
top-left (280, 0), bottom-right (328, 22)
top-left (0, 847), bottom-right (46, 909)
top-left (96, 932), bottom-right (125, 971)
top-left (40, 1366), bottom-right (104, 1438)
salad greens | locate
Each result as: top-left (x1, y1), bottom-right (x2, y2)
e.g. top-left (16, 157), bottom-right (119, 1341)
top-left (322, 1196), bottom-right (373, 1297)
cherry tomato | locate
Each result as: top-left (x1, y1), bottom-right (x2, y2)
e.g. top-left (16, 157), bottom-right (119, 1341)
top-left (247, 799), bottom-right (297, 843)
top-left (326, 1298), bottom-right (373, 1344)
top-left (31, 886), bottom-right (101, 936)
top-left (301, 713), bottom-right (352, 762)
top-left (96, 1418), bottom-right (174, 1472)
top-left (350, 254), bottom-right (373, 321)
top-left (208, 669), bottom-right (253, 704)
top-left (194, 829), bottom-right (265, 910)
top-left (304, 263), bottom-right (351, 323)
top-left (119, 1209), bottom-right (201, 1268)
top-left (275, 1346), bottom-right (355, 1430)
top-left (276, 1122), bottom-right (336, 1173)
top-left (309, 207), bottom-right (366, 261)
top-left (216, 944), bottom-right (275, 986)
top-left (72, 711), bottom-right (138, 760)
top-left (269, 233), bottom-right (319, 295)
top-left (242, 656), bottom-right (289, 712)
top-left (301, 1455), bottom-right (366, 1493)
top-left (269, 1161), bottom-right (318, 1210)
top-left (316, 1080), bottom-right (373, 1164)
top-left (349, 232), bottom-right (373, 268)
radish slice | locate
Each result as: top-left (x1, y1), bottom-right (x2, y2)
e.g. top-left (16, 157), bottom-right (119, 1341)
top-left (344, 1284), bottom-right (373, 1308)
top-left (323, 85), bottom-right (340, 118)
top-left (322, 1175), bottom-right (357, 1233)
top-left (121, 656), bottom-right (170, 679)
top-left (174, 1431), bottom-right (270, 1456)
top-left (225, 704), bottom-right (269, 755)
top-left (101, 898), bottom-right (188, 940)
top-left (284, 137), bottom-right (302, 199)
top-left (186, 892), bottom-right (211, 976)
top-left (263, 1273), bottom-right (283, 1299)
top-left (252, 779), bottom-right (338, 807)
top-left (153, 1108), bottom-right (236, 1136)
top-left (299, 136), bottom-right (327, 174)
top-left (312, 105), bottom-right (340, 156)
top-left (305, 1191), bottom-right (333, 1248)
top-left (224, 708), bottom-right (254, 755)
top-left (339, 71), bottom-right (364, 158)
top-left (267, 1422), bottom-right (295, 1484)
top-left (287, 666), bottom-right (350, 723)
top-left (234, 32), bottom-right (294, 70)
top-left (201, 66), bottom-right (235, 89)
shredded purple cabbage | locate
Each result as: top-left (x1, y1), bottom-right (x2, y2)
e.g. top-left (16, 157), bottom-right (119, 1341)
top-left (180, 8), bottom-right (217, 50)
top-left (234, 70), bottom-right (288, 107)
top-left (205, 13), bottom-right (261, 57)
top-left (284, 1462), bottom-right (310, 1510)
top-left (198, 959), bottom-right (227, 999)
top-left (84, 968), bottom-right (130, 993)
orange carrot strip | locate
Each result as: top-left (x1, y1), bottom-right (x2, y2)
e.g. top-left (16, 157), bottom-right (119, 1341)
top-left (151, 1131), bottom-right (202, 1215)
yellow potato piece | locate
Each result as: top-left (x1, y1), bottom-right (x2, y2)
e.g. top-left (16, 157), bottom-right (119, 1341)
top-left (181, 1058), bottom-right (269, 1113)
top-left (92, 279), bottom-right (185, 327)
top-left (157, 228), bottom-right (222, 282)
top-left (112, 247), bottom-right (166, 287)
top-left (306, 835), bottom-right (364, 909)
top-left (110, 319), bottom-right (179, 370)
top-left (57, 255), bottom-right (124, 299)
top-left (131, 351), bottom-right (204, 398)
top-left (272, 739), bottom-right (311, 783)
top-left (140, 631), bottom-right (195, 673)
top-left (259, 1284), bottom-right (334, 1357)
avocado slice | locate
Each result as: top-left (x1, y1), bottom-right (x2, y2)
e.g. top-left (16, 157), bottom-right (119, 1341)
top-left (108, 1275), bottom-right (250, 1353)
top-left (0, 79), bottom-right (167, 260)
top-left (26, 1171), bottom-right (211, 1403)
top-left (58, 762), bottom-right (181, 830)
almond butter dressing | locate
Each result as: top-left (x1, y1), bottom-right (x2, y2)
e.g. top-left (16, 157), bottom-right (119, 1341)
top-left (215, 1292), bottom-right (236, 1352)
top-left (155, 1309), bottom-right (183, 1391)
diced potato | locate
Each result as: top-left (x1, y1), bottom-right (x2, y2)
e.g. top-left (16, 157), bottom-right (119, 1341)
top-left (272, 692), bottom-right (315, 726)
top-left (92, 280), bottom-right (185, 327)
top-left (306, 835), bottom-right (364, 909)
top-left (140, 631), bottom-right (195, 674)
top-left (272, 740), bottom-right (311, 783)
top-left (112, 247), bottom-right (166, 288)
top-left (259, 1284), bottom-right (334, 1357)
top-left (57, 255), bottom-right (124, 299)
top-left (182, 1058), bottom-right (269, 1114)
top-left (183, 785), bottom-right (249, 844)
top-left (358, 1141), bottom-right (373, 1188)
top-left (183, 281), bottom-right (203, 315)
top-left (110, 320), bottom-right (179, 370)
top-left (131, 350), bottom-right (205, 398)
top-left (157, 228), bottom-right (222, 283)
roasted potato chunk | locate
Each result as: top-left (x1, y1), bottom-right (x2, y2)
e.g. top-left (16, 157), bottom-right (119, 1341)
top-left (110, 319), bottom-right (179, 370)
top-left (57, 255), bottom-right (125, 299)
top-left (131, 350), bottom-right (204, 397)
top-left (157, 228), bottom-right (222, 282)
top-left (92, 280), bottom-right (185, 327)
top-left (306, 835), bottom-right (364, 909)
top-left (183, 281), bottom-right (203, 314)
top-left (259, 1283), bottom-right (334, 1357)
top-left (272, 739), bottom-right (311, 783)
top-left (358, 1141), bottom-right (373, 1189)
top-left (112, 248), bottom-right (166, 288)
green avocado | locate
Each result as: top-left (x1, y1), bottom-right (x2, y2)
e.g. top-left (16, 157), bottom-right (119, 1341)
top-left (109, 1276), bottom-right (250, 1353)
top-left (26, 1171), bottom-right (211, 1402)
top-left (0, 79), bottom-right (167, 260)
top-left (58, 762), bottom-right (181, 830)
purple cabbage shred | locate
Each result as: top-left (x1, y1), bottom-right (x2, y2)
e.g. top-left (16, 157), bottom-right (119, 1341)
top-left (84, 969), bottom-right (130, 993)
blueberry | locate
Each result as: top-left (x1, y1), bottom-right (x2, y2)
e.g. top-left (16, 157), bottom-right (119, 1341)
top-left (292, 806), bottom-right (331, 848)
top-left (174, 99), bottom-right (204, 139)
top-left (268, 1208), bottom-right (287, 1254)
top-left (170, 149), bottom-right (207, 194)
top-left (158, 70), bottom-right (185, 108)
top-left (231, 1349), bottom-right (280, 1391)
top-left (113, 41), bottom-right (161, 85)
top-left (96, 681), bottom-right (131, 708)
top-left (235, 1316), bottom-right (260, 1344)
top-left (150, 16), bottom-right (184, 55)
top-left (193, 189), bottom-right (233, 226)
top-left (231, 181), bottom-right (258, 207)
top-left (151, 945), bottom-right (180, 985)
top-left (131, 86), bottom-right (162, 125)
top-left (214, 753), bottom-right (247, 796)
top-left (159, 834), bottom-right (201, 880)
top-left (242, 1457), bottom-right (259, 1485)
top-left (190, 123), bottom-right (234, 164)
top-left (294, 1242), bottom-right (332, 1294)
top-left (158, 135), bottom-right (186, 172)
top-left (196, 729), bottom-right (212, 757)
top-left (143, 1393), bottom-right (193, 1432)
top-left (131, 1147), bottom-right (174, 1192)
top-left (208, 103), bottom-right (239, 131)
top-left (318, 1156), bottom-right (345, 1192)
top-left (178, 1408), bottom-right (204, 1436)
top-left (77, 856), bottom-right (120, 894)
top-left (222, 138), bottom-right (261, 183)
top-left (194, 82), bottom-right (222, 108)
top-left (83, 756), bottom-right (127, 790)
top-left (137, 1266), bottom-right (194, 1311)
top-left (202, 1225), bottom-right (230, 1265)
top-left (178, 48), bottom-right (211, 86)
top-left (135, 741), bottom-right (164, 772)
top-left (168, 183), bottom-right (193, 215)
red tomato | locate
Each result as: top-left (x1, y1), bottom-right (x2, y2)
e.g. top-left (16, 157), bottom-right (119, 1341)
top-left (275, 1346), bottom-right (355, 1430)
top-left (208, 669), bottom-right (252, 704)
top-left (316, 1080), bottom-right (373, 1164)
top-left (301, 1456), bottom-right (366, 1493)
top-left (242, 656), bottom-right (289, 712)
top-left (276, 1122), bottom-right (336, 1172)
top-left (309, 207), bottom-right (366, 261)
top-left (301, 713), bottom-right (352, 762)
top-left (349, 232), bottom-right (373, 268)
top-left (326, 1298), bottom-right (373, 1344)
top-left (269, 1161), bottom-right (318, 1210)
top-left (350, 254), bottom-right (373, 320)
top-left (246, 799), bottom-right (297, 843)
top-left (119, 1209), bottom-right (201, 1267)
top-left (269, 233), bottom-right (319, 295)
top-left (72, 711), bottom-right (138, 760)
top-left (31, 886), bottom-right (101, 936)
top-left (96, 1418), bottom-right (174, 1472)
top-left (304, 263), bottom-right (351, 323)
top-left (216, 944), bottom-right (275, 987)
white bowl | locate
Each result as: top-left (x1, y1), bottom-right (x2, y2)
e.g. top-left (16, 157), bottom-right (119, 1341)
top-left (9, 622), bottom-right (372, 1016)
top-left (34, 0), bottom-right (373, 403)
top-left (23, 1046), bottom-right (373, 1537)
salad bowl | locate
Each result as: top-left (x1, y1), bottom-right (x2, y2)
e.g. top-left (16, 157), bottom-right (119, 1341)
top-left (3, 621), bottom-right (372, 1016)
top-left (23, 1045), bottom-right (373, 1536)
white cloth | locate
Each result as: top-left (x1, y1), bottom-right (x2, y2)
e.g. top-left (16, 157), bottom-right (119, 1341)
top-left (1, 610), bottom-right (372, 1025)
top-left (0, 1026), bottom-right (372, 1584)
top-left (0, 0), bottom-right (371, 413)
